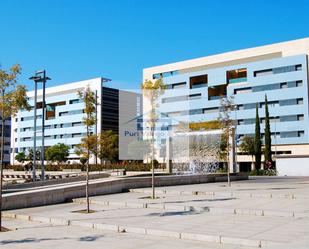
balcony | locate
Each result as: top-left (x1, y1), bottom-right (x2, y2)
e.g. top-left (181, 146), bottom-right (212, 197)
top-left (228, 77), bottom-right (247, 84)
top-left (227, 68), bottom-right (247, 84)
top-left (190, 74), bottom-right (208, 89)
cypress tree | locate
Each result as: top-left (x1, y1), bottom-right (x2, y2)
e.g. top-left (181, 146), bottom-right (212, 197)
top-left (254, 104), bottom-right (262, 170)
top-left (264, 95), bottom-right (272, 164)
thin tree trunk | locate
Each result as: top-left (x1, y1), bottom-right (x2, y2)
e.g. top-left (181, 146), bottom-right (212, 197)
top-left (86, 124), bottom-right (90, 213)
top-left (151, 130), bottom-right (155, 199)
top-left (227, 130), bottom-right (231, 187)
top-left (151, 99), bottom-right (155, 199)
top-left (0, 91), bottom-right (5, 230)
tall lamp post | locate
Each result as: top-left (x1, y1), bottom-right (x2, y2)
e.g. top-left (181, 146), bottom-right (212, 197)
top-left (29, 70), bottom-right (51, 181)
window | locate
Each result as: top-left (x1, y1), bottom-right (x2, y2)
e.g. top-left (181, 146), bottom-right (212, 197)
top-left (243, 119), bottom-right (255, 125)
top-left (270, 117), bottom-right (280, 123)
top-left (227, 68), bottom-right (247, 84)
top-left (153, 70), bottom-right (178, 79)
top-left (297, 98), bottom-right (304, 105)
top-left (59, 111), bottom-right (69, 116)
top-left (280, 82), bottom-right (288, 89)
top-left (190, 109), bottom-right (203, 115)
top-left (70, 99), bottom-right (81, 104)
top-left (162, 93), bottom-right (201, 103)
top-left (280, 131), bottom-right (298, 138)
top-left (208, 84), bottom-right (226, 100)
top-left (296, 65), bottom-right (302, 71)
top-left (162, 95), bottom-right (187, 103)
top-left (297, 114), bottom-right (304, 121)
top-left (280, 99), bottom-right (297, 106)
top-left (260, 101), bottom-right (279, 108)
top-left (280, 115), bottom-right (297, 122)
top-left (69, 110), bottom-right (84, 115)
top-left (190, 74), bottom-right (207, 89)
top-left (254, 69), bottom-right (272, 77)
top-left (254, 64), bottom-right (302, 77)
top-left (243, 103), bottom-right (256, 110)
top-left (296, 80), bottom-right (303, 87)
top-left (189, 94), bottom-right (202, 100)
top-left (172, 82), bottom-right (186, 89)
top-left (298, 131), bottom-right (305, 137)
top-left (238, 119), bottom-right (244, 125)
top-left (46, 101), bottom-right (66, 120)
top-left (252, 84), bottom-right (280, 92)
top-left (72, 122), bottom-right (83, 127)
top-left (234, 87), bottom-right (252, 95)
top-left (203, 107), bottom-right (219, 114)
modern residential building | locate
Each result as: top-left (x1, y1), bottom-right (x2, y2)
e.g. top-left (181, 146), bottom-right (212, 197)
top-left (1, 118), bottom-right (11, 165)
top-left (10, 77), bottom-right (122, 164)
top-left (143, 37), bottom-right (309, 172)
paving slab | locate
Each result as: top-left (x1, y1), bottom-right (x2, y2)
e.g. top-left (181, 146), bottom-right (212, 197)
top-left (1, 218), bottom-right (253, 249)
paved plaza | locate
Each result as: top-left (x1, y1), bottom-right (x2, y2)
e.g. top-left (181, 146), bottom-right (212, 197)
top-left (2, 176), bottom-right (309, 248)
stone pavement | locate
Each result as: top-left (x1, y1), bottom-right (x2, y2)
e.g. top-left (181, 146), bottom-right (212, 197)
top-left (2, 218), bottom-right (251, 249)
top-left (2, 176), bottom-right (309, 248)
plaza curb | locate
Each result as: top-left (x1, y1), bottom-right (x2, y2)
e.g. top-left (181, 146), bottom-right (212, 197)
top-left (3, 212), bottom-right (271, 248)
top-left (129, 188), bottom-right (308, 200)
top-left (71, 198), bottom-right (308, 218)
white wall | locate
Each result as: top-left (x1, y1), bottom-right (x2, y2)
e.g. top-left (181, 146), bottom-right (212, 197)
top-left (277, 157), bottom-right (309, 176)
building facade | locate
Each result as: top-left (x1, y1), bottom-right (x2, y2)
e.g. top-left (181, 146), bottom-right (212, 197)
top-left (143, 38), bottom-right (309, 171)
top-left (1, 118), bottom-right (11, 164)
top-left (10, 77), bottom-right (121, 164)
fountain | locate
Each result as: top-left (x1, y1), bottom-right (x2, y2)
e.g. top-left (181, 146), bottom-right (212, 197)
top-left (170, 130), bottom-right (222, 175)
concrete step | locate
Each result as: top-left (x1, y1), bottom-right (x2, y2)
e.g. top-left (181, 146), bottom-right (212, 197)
top-left (72, 198), bottom-right (309, 218)
top-left (2, 212), bottom-right (282, 248)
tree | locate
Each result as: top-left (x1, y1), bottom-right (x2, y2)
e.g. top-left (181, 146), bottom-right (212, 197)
top-left (79, 157), bottom-right (88, 170)
top-left (77, 86), bottom-right (97, 213)
top-left (141, 78), bottom-right (166, 199)
top-left (45, 143), bottom-right (70, 165)
top-left (254, 104), bottom-right (262, 170)
top-left (15, 151), bottom-right (26, 165)
top-left (239, 136), bottom-right (255, 167)
top-left (98, 130), bottom-right (118, 163)
top-left (75, 135), bottom-right (97, 160)
top-left (218, 97), bottom-right (236, 187)
top-left (27, 148), bottom-right (40, 161)
top-left (264, 95), bottom-right (272, 165)
top-left (0, 64), bottom-right (30, 231)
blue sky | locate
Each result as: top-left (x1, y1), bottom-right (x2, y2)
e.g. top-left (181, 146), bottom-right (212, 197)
top-left (1, 0), bottom-right (309, 90)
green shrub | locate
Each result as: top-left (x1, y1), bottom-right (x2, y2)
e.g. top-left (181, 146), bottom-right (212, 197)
top-left (8, 165), bottom-right (24, 171)
top-left (6, 162), bottom-right (159, 172)
top-left (249, 169), bottom-right (277, 176)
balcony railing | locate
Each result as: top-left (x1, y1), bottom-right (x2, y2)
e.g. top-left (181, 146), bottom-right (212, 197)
top-left (228, 77), bottom-right (247, 84)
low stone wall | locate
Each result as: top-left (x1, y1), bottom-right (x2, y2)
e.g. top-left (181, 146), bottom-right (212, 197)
top-left (2, 173), bottom-right (247, 210)
top-left (4, 172), bottom-right (110, 191)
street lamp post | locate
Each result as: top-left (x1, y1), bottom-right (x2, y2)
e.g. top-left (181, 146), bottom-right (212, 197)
top-left (29, 70), bottom-right (51, 181)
